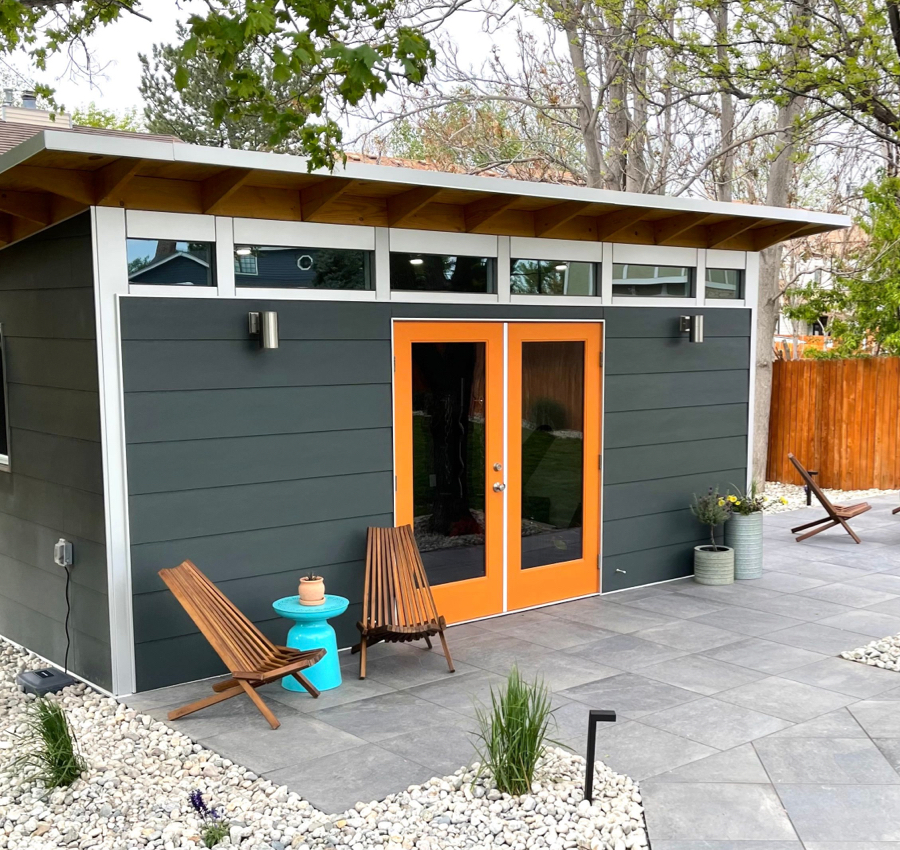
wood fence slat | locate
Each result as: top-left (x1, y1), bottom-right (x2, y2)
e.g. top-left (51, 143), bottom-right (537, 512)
top-left (769, 357), bottom-right (900, 490)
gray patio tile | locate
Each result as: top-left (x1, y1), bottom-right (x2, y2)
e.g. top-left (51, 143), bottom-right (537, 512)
top-left (377, 722), bottom-right (478, 777)
top-left (781, 657), bottom-right (900, 699)
top-left (641, 782), bottom-right (797, 841)
top-left (768, 708), bottom-right (867, 738)
top-left (265, 742), bottom-right (435, 814)
top-left (818, 608), bottom-right (900, 637)
top-left (690, 607), bottom-right (805, 638)
top-left (443, 621), bottom-right (494, 642)
top-left (126, 676), bottom-right (231, 712)
top-left (742, 571), bottom-right (831, 593)
top-left (267, 674), bottom-right (396, 713)
top-left (804, 844), bottom-right (900, 850)
top-left (632, 620), bottom-right (745, 652)
top-left (559, 672), bottom-right (701, 719)
top-left (651, 743), bottom-right (770, 783)
top-left (701, 637), bottom-right (828, 674)
top-left (640, 655), bottom-right (765, 695)
top-left (765, 623), bottom-right (873, 655)
top-left (796, 534), bottom-right (888, 553)
top-left (819, 547), bottom-right (900, 572)
top-left (873, 738), bottom-right (900, 772)
top-left (735, 593), bottom-right (856, 622)
top-left (201, 713), bottom-right (366, 773)
top-left (307, 690), bottom-right (471, 743)
top-left (508, 649), bottom-right (622, 692)
top-left (548, 699), bottom-right (616, 754)
top-left (677, 584), bottom-right (784, 606)
top-left (438, 632), bottom-right (555, 673)
top-left (774, 560), bottom-right (877, 583)
top-left (848, 698), bottom-right (900, 736)
top-left (846, 572), bottom-right (900, 594)
top-left (600, 583), bottom-right (683, 604)
top-left (404, 668), bottom-right (508, 717)
top-left (352, 645), bottom-right (478, 689)
top-left (565, 633), bottom-right (689, 671)
top-left (483, 613), bottom-right (618, 650)
top-left (798, 582), bottom-right (899, 608)
top-left (753, 737), bottom-right (900, 784)
top-left (715, 676), bottom-right (855, 723)
top-left (639, 697), bottom-right (792, 749)
top-left (573, 720), bottom-right (718, 781)
top-left (777, 785), bottom-right (900, 841)
top-left (863, 595), bottom-right (900, 616)
top-left (652, 843), bottom-right (802, 850)
top-left (620, 594), bottom-right (728, 619)
top-left (553, 600), bottom-right (677, 633)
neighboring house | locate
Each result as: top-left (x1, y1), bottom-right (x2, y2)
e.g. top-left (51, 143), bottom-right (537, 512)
top-left (0, 109), bottom-right (848, 697)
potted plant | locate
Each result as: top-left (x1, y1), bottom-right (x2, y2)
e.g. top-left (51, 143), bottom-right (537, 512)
top-left (690, 489), bottom-right (734, 585)
top-left (724, 482), bottom-right (766, 580)
top-left (298, 572), bottom-right (325, 606)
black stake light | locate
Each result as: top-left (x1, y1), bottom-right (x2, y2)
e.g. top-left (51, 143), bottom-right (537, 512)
top-left (584, 709), bottom-right (617, 802)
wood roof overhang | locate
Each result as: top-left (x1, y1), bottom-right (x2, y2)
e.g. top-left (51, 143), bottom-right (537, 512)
top-left (0, 130), bottom-right (850, 252)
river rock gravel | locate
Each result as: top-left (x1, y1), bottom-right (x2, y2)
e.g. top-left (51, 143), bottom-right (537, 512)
top-left (763, 481), bottom-right (896, 514)
top-left (0, 640), bottom-right (646, 850)
top-left (840, 633), bottom-right (900, 672)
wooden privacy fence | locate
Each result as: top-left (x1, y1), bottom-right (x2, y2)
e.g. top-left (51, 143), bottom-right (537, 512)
top-left (767, 357), bottom-right (900, 490)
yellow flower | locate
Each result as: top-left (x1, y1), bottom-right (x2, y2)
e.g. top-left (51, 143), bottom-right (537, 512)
top-left (780, 497), bottom-right (788, 504)
top-left (718, 499), bottom-right (726, 506)
top-left (735, 500), bottom-right (742, 506)
top-left (727, 495), bottom-right (737, 503)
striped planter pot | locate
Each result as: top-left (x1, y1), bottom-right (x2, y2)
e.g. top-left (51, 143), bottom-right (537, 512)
top-left (693, 545), bottom-right (734, 585)
top-left (726, 512), bottom-right (764, 580)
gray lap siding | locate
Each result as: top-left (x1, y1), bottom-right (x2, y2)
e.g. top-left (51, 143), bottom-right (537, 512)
top-left (121, 299), bottom-right (749, 690)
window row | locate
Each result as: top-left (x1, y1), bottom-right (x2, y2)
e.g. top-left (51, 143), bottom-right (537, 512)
top-left (126, 239), bottom-right (744, 300)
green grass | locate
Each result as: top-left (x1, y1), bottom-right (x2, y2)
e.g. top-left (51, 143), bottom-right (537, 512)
top-left (12, 698), bottom-right (86, 789)
top-left (473, 666), bottom-right (557, 796)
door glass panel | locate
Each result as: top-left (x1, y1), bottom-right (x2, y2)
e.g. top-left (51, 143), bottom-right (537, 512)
top-left (412, 342), bottom-right (487, 585)
top-left (520, 341), bottom-right (584, 568)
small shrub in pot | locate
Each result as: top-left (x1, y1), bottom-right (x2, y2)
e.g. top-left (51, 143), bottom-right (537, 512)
top-left (690, 489), bottom-right (734, 585)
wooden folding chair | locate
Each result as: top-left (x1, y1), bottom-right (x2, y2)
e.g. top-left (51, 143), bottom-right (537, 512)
top-left (788, 454), bottom-right (871, 544)
top-left (351, 524), bottom-right (455, 679)
top-left (158, 560), bottom-right (326, 729)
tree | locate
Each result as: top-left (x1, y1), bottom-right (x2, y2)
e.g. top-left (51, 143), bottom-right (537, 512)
top-left (0, 1), bottom-right (434, 170)
top-left (785, 178), bottom-right (900, 357)
top-left (140, 23), bottom-right (304, 151)
top-left (72, 102), bottom-right (143, 132)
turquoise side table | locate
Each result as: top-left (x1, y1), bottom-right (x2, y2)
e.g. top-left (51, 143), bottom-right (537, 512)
top-left (272, 594), bottom-right (349, 693)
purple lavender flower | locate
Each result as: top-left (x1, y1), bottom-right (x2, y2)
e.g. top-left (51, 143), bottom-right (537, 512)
top-left (189, 789), bottom-right (210, 818)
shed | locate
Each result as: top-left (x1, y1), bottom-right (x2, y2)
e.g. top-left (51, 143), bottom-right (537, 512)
top-left (0, 129), bottom-right (848, 696)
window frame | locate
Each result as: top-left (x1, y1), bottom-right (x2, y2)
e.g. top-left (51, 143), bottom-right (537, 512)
top-left (611, 262), bottom-right (696, 300)
top-left (389, 251), bottom-right (498, 295)
top-left (126, 237), bottom-right (217, 288)
top-left (232, 244), bottom-right (374, 291)
top-left (510, 257), bottom-right (598, 297)
top-left (704, 267), bottom-right (744, 301)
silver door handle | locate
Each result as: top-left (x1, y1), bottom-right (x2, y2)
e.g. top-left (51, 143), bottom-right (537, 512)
top-left (493, 482), bottom-right (506, 492)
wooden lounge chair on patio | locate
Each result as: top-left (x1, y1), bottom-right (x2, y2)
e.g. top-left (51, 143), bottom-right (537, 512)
top-left (158, 560), bottom-right (326, 729)
top-left (352, 524), bottom-right (455, 679)
top-left (788, 453), bottom-right (871, 544)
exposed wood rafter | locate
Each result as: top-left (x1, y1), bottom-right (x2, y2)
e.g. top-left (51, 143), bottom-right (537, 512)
top-left (95, 158), bottom-right (144, 206)
top-left (595, 207), bottom-right (650, 241)
top-left (386, 186), bottom-right (442, 227)
top-left (0, 189), bottom-right (51, 226)
top-left (14, 166), bottom-right (94, 206)
top-left (300, 178), bottom-right (354, 221)
top-left (463, 194), bottom-right (519, 232)
top-left (706, 217), bottom-right (758, 248)
top-left (752, 221), bottom-right (818, 250)
top-left (201, 168), bottom-right (254, 214)
top-left (533, 201), bottom-right (594, 237)
top-left (654, 212), bottom-right (714, 245)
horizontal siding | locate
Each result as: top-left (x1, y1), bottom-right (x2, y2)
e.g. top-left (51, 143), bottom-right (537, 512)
top-left (0, 214), bottom-right (110, 689)
top-left (605, 336), bottom-right (749, 375)
top-left (603, 538), bottom-right (719, 593)
top-left (605, 436), bottom-right (748, 485)
top-left (605, 370), bottom-right (750, 411)
top-left (605, 404), bottom-right (747, 449)
top-left (604, 306), bottom-right (750, 338)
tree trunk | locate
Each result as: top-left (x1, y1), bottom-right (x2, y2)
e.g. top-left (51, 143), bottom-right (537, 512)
top-left (564, 16), bottom-right (604, 187)
top-left (714, 0), bottom-right (735, 202)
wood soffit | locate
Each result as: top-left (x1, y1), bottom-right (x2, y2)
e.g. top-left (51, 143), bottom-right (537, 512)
top-left (0, 144), bottom-right (847, 252)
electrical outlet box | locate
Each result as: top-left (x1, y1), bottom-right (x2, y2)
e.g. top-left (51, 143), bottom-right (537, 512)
top-left (54, 538), bottom-right (73, 568)
top-left (16, 668), bottom-right (77, 696)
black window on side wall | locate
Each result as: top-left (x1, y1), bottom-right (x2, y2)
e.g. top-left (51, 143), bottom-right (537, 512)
top-left (126, 239), bottom-right (215, 286)
top-left (233, 246), bottom-right (372, 289)
top-left (390, 253), bottom-right (495, 293)
top-left (705, 268), bottom-right (743, 300)
top-left (0, 326), bottom-right (10, 470)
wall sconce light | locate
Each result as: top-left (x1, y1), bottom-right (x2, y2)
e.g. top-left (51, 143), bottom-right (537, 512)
top-left (248, 311), bottom-right (279, 349)
top-left (679, 314), bottom-right (704, 343)
top-left (584, 709), bottom-right (617, 802)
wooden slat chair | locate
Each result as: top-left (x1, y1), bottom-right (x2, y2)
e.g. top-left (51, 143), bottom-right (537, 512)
top-left (788, 454), bottom-right (871, 544)
top-left (158, 560), bottom-right (326, 729)
top-left (352, 524), bottom-right (455, 680)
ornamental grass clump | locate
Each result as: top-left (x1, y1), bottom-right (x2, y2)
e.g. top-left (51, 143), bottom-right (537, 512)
top-left (11, 697), bottom-right (86, 790)
top-left (189, 790), bottom-right (230, 848)
top-left (474, 666), bottom-right (556, 796)
top-left (691, 488), bottom-right (730, 550)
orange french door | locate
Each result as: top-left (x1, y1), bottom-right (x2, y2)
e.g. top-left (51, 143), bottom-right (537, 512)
top-left (393, 320), bottom-right (601, 623)
top-left (506, 323), bottom-right (602, 610)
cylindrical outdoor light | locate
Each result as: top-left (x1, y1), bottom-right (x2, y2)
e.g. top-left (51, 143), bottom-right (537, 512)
top-left (248, 310), bottom-right (279, 349)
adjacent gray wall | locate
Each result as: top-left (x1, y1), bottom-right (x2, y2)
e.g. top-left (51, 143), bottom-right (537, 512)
top-left (0, 214), bottom-right (111, 689)
top-left (121, 298), bottom-right (748, 690)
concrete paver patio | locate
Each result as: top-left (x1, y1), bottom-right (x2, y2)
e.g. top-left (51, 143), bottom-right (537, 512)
top-left (127, 496), bottom-right (900, 847)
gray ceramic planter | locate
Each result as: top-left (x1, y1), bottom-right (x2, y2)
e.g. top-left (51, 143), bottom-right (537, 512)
top-left (726, 511), bottom-right (764, 579)
top-left (693, 545), bottom-right (734, 585)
